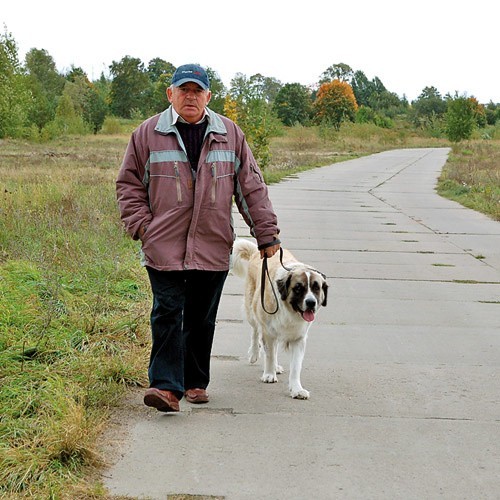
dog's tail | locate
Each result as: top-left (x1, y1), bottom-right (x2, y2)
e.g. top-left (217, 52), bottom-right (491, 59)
top-left (231, 238), bottom-right (258, 278)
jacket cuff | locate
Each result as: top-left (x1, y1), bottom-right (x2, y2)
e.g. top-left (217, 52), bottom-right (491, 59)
top-left (257, 238), bottom-right (281, 251)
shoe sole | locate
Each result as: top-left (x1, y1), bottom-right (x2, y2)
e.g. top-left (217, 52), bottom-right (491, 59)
top-left (144, 393), bottom-right (179, 412)
top-left (185, 395), bottom-right (209, 404)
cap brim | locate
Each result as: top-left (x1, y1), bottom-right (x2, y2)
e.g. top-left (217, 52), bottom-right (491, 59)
top-left (172, 77), bottom-right (208, 90)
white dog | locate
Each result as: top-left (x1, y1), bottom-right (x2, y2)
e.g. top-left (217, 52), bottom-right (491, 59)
top-left (231, 238), bottom-right (328, 399)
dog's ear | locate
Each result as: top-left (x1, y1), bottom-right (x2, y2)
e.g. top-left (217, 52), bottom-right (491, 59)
top-left (321, 280), bottom-right (329, 307)
top-left (277, 274), bottom-right (291, 301)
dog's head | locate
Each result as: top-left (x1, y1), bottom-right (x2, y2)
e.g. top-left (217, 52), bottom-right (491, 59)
top-left (276, 266), bottom-right (328, 322)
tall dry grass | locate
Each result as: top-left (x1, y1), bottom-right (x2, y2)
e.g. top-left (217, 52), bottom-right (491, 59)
top-left (438, 141), bottom-right (500, 220)
top-left (0, 135), bottom-right (150, 497)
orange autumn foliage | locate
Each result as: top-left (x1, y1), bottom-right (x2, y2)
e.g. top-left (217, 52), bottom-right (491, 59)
top-left (314, 80), bottom-right (358, 129)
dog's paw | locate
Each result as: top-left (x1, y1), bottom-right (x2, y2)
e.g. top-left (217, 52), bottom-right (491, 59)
top-left (290, 388), bottom-right (310, 399)
top-left (248, 346), bottom-right (259, 364)
top-left (276, 364), bottom-right (284, 374)
top-left (261, 373), bottom-right (278, 383)
top-left (248, 353), bottom-right (259, 364)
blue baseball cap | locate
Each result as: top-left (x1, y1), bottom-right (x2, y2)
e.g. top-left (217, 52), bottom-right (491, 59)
top-left (171, 64), bottom-right (210, 90)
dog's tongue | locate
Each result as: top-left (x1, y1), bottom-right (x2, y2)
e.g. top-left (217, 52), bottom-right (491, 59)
top-left (302, 310), bottom-right (315, 322)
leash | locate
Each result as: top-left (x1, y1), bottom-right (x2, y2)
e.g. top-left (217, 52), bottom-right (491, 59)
top-left (260, 247), bottom-right (292, 315)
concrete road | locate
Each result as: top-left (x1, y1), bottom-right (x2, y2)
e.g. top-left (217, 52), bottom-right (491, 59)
top-left (104, 148), bottom-right (500, 499)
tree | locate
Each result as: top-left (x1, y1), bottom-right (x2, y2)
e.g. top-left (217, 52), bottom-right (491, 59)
top-left (485, 101), bottom-right (500, 126)
top-left (445, 93), bottom-right (475, 142)
top-left (109, 56), bottom-right (150, 118)
top-left (314, 80), bottom-right (358, 129)
top-left (63, 75), bottom-right (107, 133)
top-left (229, 72), bottom-right (281, 104)
top-left (52, 84), bottom-right (89, 135)
top-left (350, 71), bottom-right (406, 117)
top-left (147, 58), bottom-right (175, 83)
top-left (273, 83), bottom-right (312, 126)
top-left (351, 70), bottom-right (372, 107)
top-left (319, 63), bottom-right (353, 84)
top-left (25, 48), bottom-right (65, 129)
top-left (228, 73), bottom-right (281, 168)
top-left (468, 97), bottom-right (486, 128)
top-left (411, 86), bottom-right (447, 128)
top-left (205, 67), bottom-right (226, 114)
top-left (0, 28), bottom-right (32, 138)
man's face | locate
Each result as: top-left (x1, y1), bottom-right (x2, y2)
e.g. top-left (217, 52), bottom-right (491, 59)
top-left (167, 82), bottom-right (211, 123)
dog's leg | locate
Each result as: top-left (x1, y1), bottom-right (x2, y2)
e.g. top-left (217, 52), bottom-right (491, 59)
top-left (248, 325), bottom-right (260, 364)
top-left (261, 335), bottom-right (278, 383)
top-left (288, 338), bottom-right (309, 399)
top-left (274, 347), bottom-right (284, 374)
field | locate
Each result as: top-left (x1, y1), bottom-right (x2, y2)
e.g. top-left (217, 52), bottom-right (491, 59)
top-left (0, 124), bottom-right (499, 498)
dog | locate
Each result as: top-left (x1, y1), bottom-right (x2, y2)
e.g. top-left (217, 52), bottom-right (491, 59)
top-left (231, 238), bottom-right (328, 399)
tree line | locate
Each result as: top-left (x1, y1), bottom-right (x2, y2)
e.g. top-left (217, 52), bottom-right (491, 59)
top-left (1, 28), bottom-right (500, 159)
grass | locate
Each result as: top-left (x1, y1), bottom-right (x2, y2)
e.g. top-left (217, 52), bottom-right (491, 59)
top-left (437, 140), bottom-right (500, 220)
top-left (0, 135), bottom-right (150, 498)
top-left (0, 123), bottom-right (498, 498)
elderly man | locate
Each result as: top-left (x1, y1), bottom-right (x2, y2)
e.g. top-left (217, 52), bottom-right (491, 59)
top-left (116, 64), bottom-right (281, 412)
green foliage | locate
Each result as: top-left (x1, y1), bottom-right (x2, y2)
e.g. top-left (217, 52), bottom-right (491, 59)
top-left (228, 73), bottom-right (283, 168)
top-left (356, 106), bottom-right (393, 128)
top-left (273, 83), bottom-right (313, 126)
top-left (410, 86), bottom-right (447, 129)
top-left (0, 29), bottom-right (498, 148)
top-left (0, 138), bottom-right (149, 496)
top-left (445, 93), bottom-right (476, 142)
top-left (25, 48), bottom-right (66, 129)
top-left (147, 57), bottom-right (175, 83)
top-left (241, 99), bottom-right (281, 169)
top-left (109, 56), bottom-right (150, 118)
top-left (319, 62), bottom-right (354, 84)
top-left (206, 67), bottom-right (226, 115)
top-left (230, 72), bottom-right (282, 104)
top-left (351, 71), bottom-right (407, 118)
top-left (0, 28), bottom-right (32, 138)
top-left (484, 101), bottom-right (500, 125)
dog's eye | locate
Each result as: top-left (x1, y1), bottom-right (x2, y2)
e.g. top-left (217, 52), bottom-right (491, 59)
top-left (312, 281), bottom-right (320, 292)
top-left (293, 283), bottom-right (303, 293)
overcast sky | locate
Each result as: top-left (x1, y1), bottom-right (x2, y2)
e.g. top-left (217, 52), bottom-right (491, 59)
top-left (2, 0), bottom-right (499, 103)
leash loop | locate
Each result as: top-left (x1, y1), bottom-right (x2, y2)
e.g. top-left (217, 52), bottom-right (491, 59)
top-left (260, 247), bottom-right (292, 315)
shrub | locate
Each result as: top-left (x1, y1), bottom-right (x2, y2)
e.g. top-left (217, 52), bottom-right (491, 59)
top-left (445, 94), bottom-right (475, 142)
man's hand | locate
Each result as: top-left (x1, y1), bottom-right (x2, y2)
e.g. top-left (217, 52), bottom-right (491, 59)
top-left (260, 243), bottom-right (281, 259)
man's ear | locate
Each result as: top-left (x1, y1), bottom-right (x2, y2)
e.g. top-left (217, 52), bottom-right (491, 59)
top-left (206, 90), bottom-right (212, 105)
top-left (166, 86), bottom-right (173, 103)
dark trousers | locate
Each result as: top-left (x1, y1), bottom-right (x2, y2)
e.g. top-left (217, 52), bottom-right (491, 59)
top-left (146, 267), bottom-right (228, 399)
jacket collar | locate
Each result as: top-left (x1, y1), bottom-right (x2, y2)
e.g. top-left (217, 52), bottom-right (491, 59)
top-left (155, 106), bottom-right (227, 136)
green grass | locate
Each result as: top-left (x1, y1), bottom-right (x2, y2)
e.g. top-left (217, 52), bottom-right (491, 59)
top-left (0, 135), bottom-right (150, 497)
top-left (437, 141), bottom-right (500, 221)
top-left (0, 124), bottom-right (498, 498)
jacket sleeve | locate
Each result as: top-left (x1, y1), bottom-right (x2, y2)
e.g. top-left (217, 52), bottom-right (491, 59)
top-left (233, 128), bottom-right (280, 247)
top-left (116, 129), bottom-right (153, 240)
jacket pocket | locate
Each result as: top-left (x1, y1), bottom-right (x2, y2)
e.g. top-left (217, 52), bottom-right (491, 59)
top-left (149, 161), bottom-right (185, 210)
top-left (173, 162), bottom-right (182, 203)
top-left (211, 162), bottom-right (217, 205)
top-left (210, 161), bottom-right (234, 207)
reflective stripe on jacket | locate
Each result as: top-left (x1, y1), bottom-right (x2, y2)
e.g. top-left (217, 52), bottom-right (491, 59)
top-left (116, 106), bottom-right (279, 271)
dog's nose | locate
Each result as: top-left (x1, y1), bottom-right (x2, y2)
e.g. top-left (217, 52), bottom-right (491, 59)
top-left (305, 298), bottom-right (316, 310)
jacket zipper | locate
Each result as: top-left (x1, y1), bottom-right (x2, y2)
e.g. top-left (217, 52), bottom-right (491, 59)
top-left (174, 162), bottom-right (182, 203)
top-left (211, 162), bottom-right (217, 205)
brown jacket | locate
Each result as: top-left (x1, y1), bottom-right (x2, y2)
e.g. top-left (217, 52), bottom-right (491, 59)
top-left (116, 106), bottom-right (279, 271)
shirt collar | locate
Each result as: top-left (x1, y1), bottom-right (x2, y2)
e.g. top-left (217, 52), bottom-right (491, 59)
top-left (172, 107), bottom-right (210, 125)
